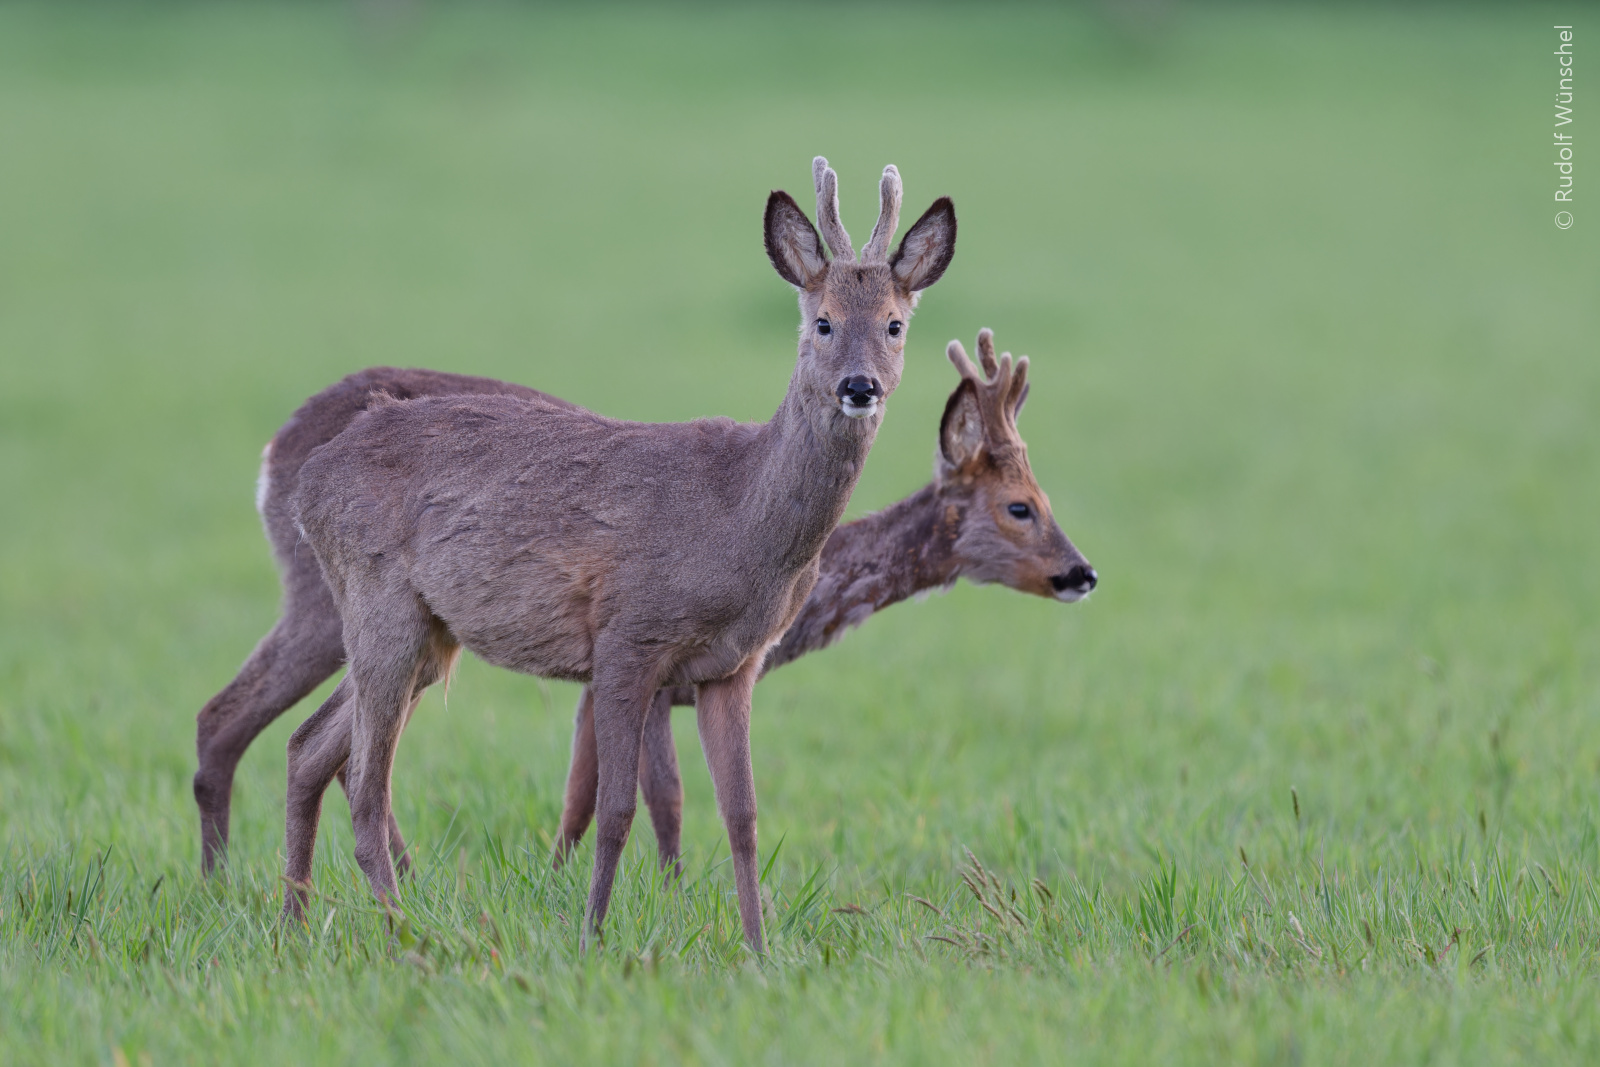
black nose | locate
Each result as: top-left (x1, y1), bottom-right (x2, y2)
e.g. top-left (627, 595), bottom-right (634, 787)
top-left (1051, 564), bottom-right (1097, 594)
top-left (835, 375), bottom-right (883, 407)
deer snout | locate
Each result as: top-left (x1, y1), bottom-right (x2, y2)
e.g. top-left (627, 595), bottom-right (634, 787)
top-left (836, 375), bottom-right (883, 419)
top-left (1050, 563), bottom-right (1097, 602)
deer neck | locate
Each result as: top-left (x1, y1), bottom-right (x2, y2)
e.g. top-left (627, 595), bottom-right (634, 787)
top-left (742, 380), bottom-right (877, 570)
top-left (760, 481), bottom-right (961, 674)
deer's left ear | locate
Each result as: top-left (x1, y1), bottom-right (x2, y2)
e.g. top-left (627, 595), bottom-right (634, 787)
top-left (939, 380), bottom-right (985, 469)
top-left (890, 197), bottom-right (957, 293)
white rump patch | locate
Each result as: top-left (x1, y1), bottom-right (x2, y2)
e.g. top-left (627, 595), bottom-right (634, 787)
top-left (255, 440), bottom-right (274, 517)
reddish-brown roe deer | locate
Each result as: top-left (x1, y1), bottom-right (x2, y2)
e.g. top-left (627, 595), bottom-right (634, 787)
top-left (198, 159), bottom-right (956, 952)
top-left (555, 328), bottom-right (1095, 871)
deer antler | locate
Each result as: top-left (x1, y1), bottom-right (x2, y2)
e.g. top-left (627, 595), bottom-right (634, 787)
top-left (946, 327), bottom-right (1030, 446)
top-left (860, 165), bottom-right (902, 264)
top-left (812, 157), bottom-right (855, 262)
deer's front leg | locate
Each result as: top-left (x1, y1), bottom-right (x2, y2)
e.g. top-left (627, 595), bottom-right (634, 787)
top-left (582, 663), bottom-right (658, 950)
top-left (638, 688), bottom-right (684, 877)
top-left (696, 662), bottom-right (764, 953)
top-left (557, 686), bottom-right (684, 876)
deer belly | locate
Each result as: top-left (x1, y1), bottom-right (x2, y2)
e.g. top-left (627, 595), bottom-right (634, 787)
top-left (457, 617), bottom-right (594, 682)
top-left (416, 562), bottom-right (598, 683)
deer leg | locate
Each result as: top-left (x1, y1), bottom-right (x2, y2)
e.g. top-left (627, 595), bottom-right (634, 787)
top-left (334, 673), bottom-right (431, 879)
top-left (638, 689), bottom-right (684, 878)
top-left (334, 767), bottom-right (413, 878)
top-left (581, 663), bottom-right (659, 951)
top-left (283, 677), bottom-right (356, 920)
top-left (553, 687), bottom-right (599, 868)
top-left (696, 662), bottom-right (764, 953)
top-left (284, 651), bottom-right (446, 918)
top-left (557, 686), bottom-right (685, 877)
top-left (344, 609), bottom-right (455, 905)
top-left (195, 597), bottom-right (345, 875)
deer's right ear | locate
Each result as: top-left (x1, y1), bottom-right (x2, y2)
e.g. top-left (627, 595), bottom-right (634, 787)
top-left (939, 380), bottom-right (986, 470)
top-left (764, 191), bottom-right (828, 289)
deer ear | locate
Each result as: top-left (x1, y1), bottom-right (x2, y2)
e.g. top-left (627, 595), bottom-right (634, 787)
top-left (764, 191), bottom-right (828, 289)
top-left (890, 197), bottom-right (956, 292)
top-left (939, 380), bottom-right (985, 469)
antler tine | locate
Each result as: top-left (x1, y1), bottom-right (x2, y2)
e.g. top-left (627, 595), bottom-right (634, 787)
top-left (812, 156), bottom-right (855, 262)
top-left (993, 352), bottom-right (1014, 401)
top-left (979, 352), bottom-right (1022, 446)
top-left (861, 164), bottom-right (903, 263)
top-left (975, 327), bottom-right (1000, 378)
top-left (1008, 355), bottom-right (1030, 416)
top-left (951, 330), bottom-right (1028, 446)
top-left (946, 338), bottom-right (982, 382)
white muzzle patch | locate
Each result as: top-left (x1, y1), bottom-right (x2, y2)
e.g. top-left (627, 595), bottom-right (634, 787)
top-left (840, 398), bottom-right (878, 419)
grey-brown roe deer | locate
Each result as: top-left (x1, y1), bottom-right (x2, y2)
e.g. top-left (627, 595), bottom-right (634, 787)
top-left (278, 159), bottom-right (956, 951)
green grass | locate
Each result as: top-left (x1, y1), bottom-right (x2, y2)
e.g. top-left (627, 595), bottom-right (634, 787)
top-left (2, 2), bottom-right (1597, 1063)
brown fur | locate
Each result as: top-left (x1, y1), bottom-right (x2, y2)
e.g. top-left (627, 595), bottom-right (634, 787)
top-left (228, 160), bottom-right (954, 952)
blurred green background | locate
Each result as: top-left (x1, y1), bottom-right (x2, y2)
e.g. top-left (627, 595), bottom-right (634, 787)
top-left (1, 3), bottom-right (1597, 1063)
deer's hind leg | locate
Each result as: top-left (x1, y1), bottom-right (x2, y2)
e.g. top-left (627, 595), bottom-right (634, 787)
top-left (195, 582), bottom-right (345, 875)
top-left (337, 599), bottom-right (458, 906)
top-left (282, 646), bottom-right (447, 919)
top-left (283, 676), bottom-right (356, 920)
top-left (335, 767), bottom-right (414, 877)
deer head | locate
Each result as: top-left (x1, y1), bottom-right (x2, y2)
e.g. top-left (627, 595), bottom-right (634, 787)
top-left (939, 329), bottom-right (1097, 602)
top-left (764, 157), bottom-right (957, 432)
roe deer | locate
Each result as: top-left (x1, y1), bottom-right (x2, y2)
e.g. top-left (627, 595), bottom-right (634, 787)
top-left (191, 337), bottom-right (1093, 891)
top-left (274, 159), bottom-right (956, 951)
top-left (256, 329), bottom-right (1096, 891)
top-left (554, 328), bottom-right (1096, 869)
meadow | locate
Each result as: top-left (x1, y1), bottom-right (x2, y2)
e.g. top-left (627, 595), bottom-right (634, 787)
top-left (1, 3), bottom-right (1597, 1063)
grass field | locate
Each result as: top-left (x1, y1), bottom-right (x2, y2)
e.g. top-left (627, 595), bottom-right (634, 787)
top-left (1, 3), bottom-right (1597, 1063)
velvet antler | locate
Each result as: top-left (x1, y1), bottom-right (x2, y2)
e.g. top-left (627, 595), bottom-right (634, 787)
top-left (812, 157), bottom-right (855, 262)
top-left (946, 327), bottom-right (1030, 448)
top-left (860, 165), bottom-right (903, 264)
top-left (812, 157), bottom-right (904, 265)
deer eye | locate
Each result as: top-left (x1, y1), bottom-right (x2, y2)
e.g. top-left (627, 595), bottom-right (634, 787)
top-left (887, 320), bottom-right (903, 337)
top-left (1007, 503), bottom-right (1032, 520)
top-left (816, 318), bottom-right (832, 336)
